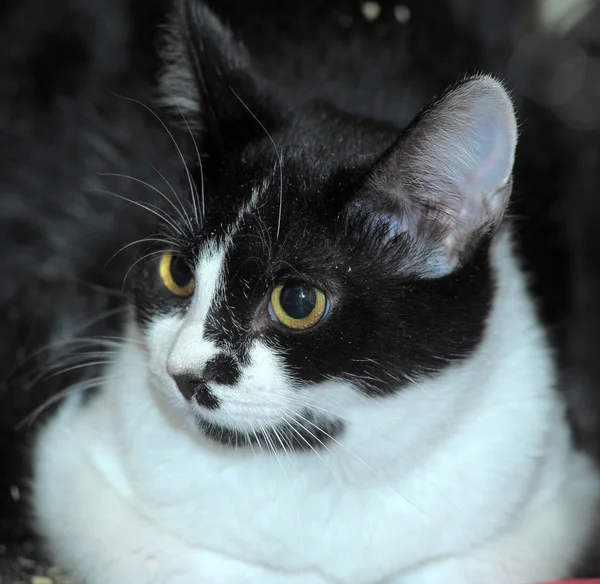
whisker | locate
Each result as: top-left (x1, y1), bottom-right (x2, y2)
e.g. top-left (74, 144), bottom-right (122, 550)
top-left (284, 390), bottom-right (460, 513)
top-left (265, 425), bottom-right (304, 569)
top-left (272, 423), bottom-right (305, 569)
top-left (123, 248), bottom-right (168, 288)
top-left (230, 88), bottom-right (284, 240)
top-left (92, 188), bottom-right (184, 237)
top-left (252, 426), bottom-right (265, 456)
top-left (281, 414), bottom-right (341, 481)
top-left (269, 259), bottom-right (307, 282)
top-left (247, 424), bottom-right (257, 458)
top-left (5, 308), bottom-right (129, 384)
top-left (280, 393), bottom-right (350, 422)
top-left (42, 360), bottom-right (116, 382)
top-left (104, 236), bottom-right (179, 270)
top-left (172, 92), bottom-right (206, 223)
top-left (98, 172), bottom-right (192, 232)
top-left (295, 412), bottom-right (429, 516)
top-left (17, 375), bottom-right (119, 428)
top-left (37, 349), bottom-right (120, 370)
top-left (150, 163), bottom-right (194, 234)
top-left (109, 93), bottom-right (200, 234)
top-left (251, 212), bottom-right (273, 262)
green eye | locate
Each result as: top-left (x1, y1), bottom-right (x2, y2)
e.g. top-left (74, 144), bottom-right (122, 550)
top-left (159, 251), bottom-right (196, 297)
top-left (269, 280), bottom-right (328, 330)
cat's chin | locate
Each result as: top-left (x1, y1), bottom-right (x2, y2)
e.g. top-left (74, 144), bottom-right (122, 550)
top-left (192, 411), bottom-right (345, 452)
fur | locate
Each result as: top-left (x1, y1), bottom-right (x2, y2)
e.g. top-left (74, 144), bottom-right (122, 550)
top-left (30, 1), bottom-right (600, 582)
top-left (32, 230), bottom-right (600, 583)
top-left (1, 0), bottom-right (600, 581)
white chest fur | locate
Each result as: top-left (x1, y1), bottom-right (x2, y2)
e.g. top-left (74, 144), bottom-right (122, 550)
top-left (32, 233), bottom-right (600, 584)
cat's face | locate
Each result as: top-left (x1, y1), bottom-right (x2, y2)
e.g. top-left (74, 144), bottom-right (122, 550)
top-left (129, 1), bottom-right (517, 450)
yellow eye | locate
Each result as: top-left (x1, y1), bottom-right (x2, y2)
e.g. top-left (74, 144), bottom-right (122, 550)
top-left (159, 251), bottom-right (196, 297)
top-left (269, 280), bottom-right (328, 330)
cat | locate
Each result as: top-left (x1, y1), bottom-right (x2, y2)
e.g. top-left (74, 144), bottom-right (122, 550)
top-left (8, 0), bottom-right (600, 582)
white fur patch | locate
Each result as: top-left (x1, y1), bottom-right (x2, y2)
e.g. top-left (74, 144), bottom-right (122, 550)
top-left (162, 244), bottom-right (226, 380)
top-left (149, 239), bottom-right (306, 435)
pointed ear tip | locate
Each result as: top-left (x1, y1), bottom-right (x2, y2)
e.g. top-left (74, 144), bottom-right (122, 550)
top-left (462, 75), bottom-right (518, 144)
top-left (461, 76), bottom-right (513, 111)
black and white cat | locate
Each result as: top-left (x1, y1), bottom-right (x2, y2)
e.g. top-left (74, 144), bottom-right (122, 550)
top-left (26, 1), bottom-right (600, 582)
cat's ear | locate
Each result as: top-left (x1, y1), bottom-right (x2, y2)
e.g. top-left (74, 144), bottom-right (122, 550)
top-left (160, 0), bottom-right (281, 150)
top-left (356, 75), bottom-right (517, 276)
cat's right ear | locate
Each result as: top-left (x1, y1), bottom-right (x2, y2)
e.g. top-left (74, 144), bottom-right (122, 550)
top-left (160, 0), bottom-right (283, 151)
top-left (350, 76), bottom-right (518, 277)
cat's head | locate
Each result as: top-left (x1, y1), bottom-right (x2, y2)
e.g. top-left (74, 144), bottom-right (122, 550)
top-left (129, 1), bottom-right (517, 450)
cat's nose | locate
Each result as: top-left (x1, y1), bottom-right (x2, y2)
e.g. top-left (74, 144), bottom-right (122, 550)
top-left (172, 374), bottom-right (197, 400)
top-left (172, 374), bottom-right (219, 410)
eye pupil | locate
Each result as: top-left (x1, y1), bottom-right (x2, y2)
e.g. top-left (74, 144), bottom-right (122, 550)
top-left (279, 281), bottom-right (317, 320)
top-left (170, 255), bottom-right (193, 287)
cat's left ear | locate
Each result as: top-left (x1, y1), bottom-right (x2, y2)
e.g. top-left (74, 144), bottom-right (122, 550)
top-left (160, 0), bottom-right (283, 151)
top-left (355, 75), bottom-right (518, 276)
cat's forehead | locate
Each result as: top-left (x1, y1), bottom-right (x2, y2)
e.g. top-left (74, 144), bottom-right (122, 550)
top-left (183, 153), bottom-right (368, 255)
top-left (200, 173), bottom-right (345, 274)
top-left (176, 98), bottom-right (398, 251)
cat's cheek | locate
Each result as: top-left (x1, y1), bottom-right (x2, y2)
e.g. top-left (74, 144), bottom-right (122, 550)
top-left (188, 340), bottom-right (299, 430)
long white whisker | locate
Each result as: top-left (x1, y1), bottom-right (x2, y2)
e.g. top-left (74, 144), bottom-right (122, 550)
top-left (271, 424), bottom-right (305, 571)
top-left (17, 375), bottom-right (119, 428)
top-left (230, 88), bottom-right (283, 240)
top-left (281, 415), bottom-right (341, 481)
top-left (42, 360), bottom-right (116, 381)
top-left (98, 172), bottom-right (192, 232)
top-left (110, 93), bottom-right (200, 233)
top-left (15, 344), bottom-right (124, 394)
top-left (104, 237), bottom-right (179, 270)
top-left (262, 428), bottom-right (285, 511)
top-left (295, 412), bottom-right (429, 516)
top-left (247, 425), bottom-right (257, 458)
top-left (6, 309), bottom-right (128, 382)
top-left (123, 249), bottom-right (169, 288)
top-left (263, 425), bottom-right (304, 569)
top-left (280, 393), bottom-right (350, 422)
top-left (172, 94), bottom-right (206, 222)
top-left (150, 163), bottom-right (194, 234)
top-left (252, 427), bottom-right (265, 455)
top-left (92, 188), bottom-right (184, 237)
top-left (39, 350), bottom-right (120, 370)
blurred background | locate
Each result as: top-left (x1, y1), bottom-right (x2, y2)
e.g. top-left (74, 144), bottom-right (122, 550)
top-left (1, 0), bottom-right (600, 581)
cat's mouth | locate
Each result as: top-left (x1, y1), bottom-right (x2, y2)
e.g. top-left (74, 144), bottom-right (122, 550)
top-left (194, 411), bottom-right (344, 451)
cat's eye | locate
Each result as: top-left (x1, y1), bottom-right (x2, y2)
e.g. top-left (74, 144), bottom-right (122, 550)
top-left (269, 280), bottom-right (328, 330)
top-left (159, 251), bottom-right (196, 298)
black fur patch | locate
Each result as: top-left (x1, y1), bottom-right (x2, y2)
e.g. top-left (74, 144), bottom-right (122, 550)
top-left (174, 374), bottom-right (220, 409)
top-left (198, 411), bottom-right (344, 451)
top-left (202, 354), bottom-right (240, 386)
